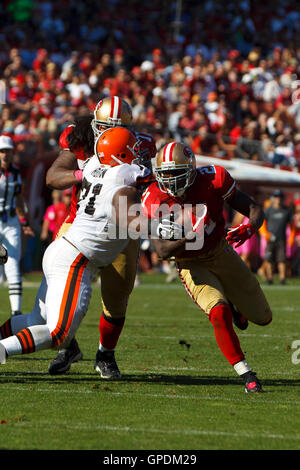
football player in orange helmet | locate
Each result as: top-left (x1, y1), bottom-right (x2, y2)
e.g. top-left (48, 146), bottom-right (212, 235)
top-left (94, 127), bottom-right (139, 167)
top-left (142, 142), bottom-right (273, 393)
top-left (43, 97), bottom-right (157, 377)
top-left (0, 126), bottom-right (151, 369)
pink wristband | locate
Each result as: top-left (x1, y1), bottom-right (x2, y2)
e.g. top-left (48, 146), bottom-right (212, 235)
top-left (19, 217), bottom-right (29, 226)
top-left (74, 169), bottom-right (83, 183)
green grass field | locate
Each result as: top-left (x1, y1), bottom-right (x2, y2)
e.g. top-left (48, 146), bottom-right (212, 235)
top-left (0, 271), bottom-right (300, 450)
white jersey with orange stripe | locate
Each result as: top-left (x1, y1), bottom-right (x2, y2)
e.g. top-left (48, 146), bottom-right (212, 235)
top-left (65, 155), bottom-right (149, 267)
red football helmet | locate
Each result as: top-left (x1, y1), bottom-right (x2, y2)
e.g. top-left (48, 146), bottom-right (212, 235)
top-left (95, 127), bottom-right (138, 166)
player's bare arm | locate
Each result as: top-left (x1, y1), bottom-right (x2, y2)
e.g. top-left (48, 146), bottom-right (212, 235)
top-left (228, 189), bottom-right (265, 231)
top-left (112, 186), bottom-right (143, 231)
top-left (46, 150), bottom-right (79, 189)
top-left (152, 237), bottom-right (190, 260)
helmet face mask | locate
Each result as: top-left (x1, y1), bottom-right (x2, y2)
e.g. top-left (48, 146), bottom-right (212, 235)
top-left (91, 96), bottom-right (132, 138)
top-left (154, 143), bottom-right (196, 197)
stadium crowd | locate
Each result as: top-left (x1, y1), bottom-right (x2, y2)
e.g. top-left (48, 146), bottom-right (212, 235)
top-left (0, 0), bottom-right (300, 275)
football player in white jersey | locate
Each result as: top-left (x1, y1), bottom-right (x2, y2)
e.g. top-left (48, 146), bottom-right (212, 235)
top-left (0, 128), bottom-right (152, 365)
top-left (45, 96), bottom-right (156, 378)
top-left (0, 135), bottom-right (34, 316)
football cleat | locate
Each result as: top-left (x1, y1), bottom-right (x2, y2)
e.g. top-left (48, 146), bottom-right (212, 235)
top-left (94, 350), bottom-right (122, 378)
top-left (228, 301), bottom-right (248, 331)
top-left (48, 338), bottom-right (83, 375)
top-left (242, 371), bottom-right (263, 393)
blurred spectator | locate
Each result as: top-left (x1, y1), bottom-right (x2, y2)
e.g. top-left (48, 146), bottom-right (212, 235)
top-left (292, 200), bottom-right (300, 276)
top-left (263, 190), bottom-right (294, 285)
top-left (0, 0), bottom-right (300, 276)
top-left (40, 189), bottom-right (62, 246)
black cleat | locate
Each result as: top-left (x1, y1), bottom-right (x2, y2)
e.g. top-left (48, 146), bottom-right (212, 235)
top-left (94, 350), bottom-right (121, 378)
top-left (242, 371), bottom-right (263, 393)
top-left (48, 338), bottom-right (83, 375)
top-left (12, 311), bottom-right (22, 316)
top-left (228, 301), bottom-right (248, 331)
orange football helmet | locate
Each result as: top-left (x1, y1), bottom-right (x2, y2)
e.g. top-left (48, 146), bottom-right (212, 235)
top-left (91, 96), bottom-right (132, 138)
top-left (154, 142), bottom-right (196, 197)
top-left (95, 127), bottom-right (138, 167)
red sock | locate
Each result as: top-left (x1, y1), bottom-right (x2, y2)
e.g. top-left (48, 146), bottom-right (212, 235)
top-left (99, 312), bottom-right (125, 350)
top-left (0, 319), bottom-right (12, 339)
top-left (209, 304), bottom-right (244, 365)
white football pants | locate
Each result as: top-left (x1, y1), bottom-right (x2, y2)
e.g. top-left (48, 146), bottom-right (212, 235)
top-left (0, 237), bottom-right (93, 356)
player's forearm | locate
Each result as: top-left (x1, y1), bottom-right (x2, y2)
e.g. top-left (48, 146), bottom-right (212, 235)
top-left (151, 236), bottom-right (193, 259)
top-left (46, 150), bottom-right (79, 189)
top-left (248, 204), bottom-right (265, 231)
top-left (46, 168), bottom-right (80, 189)
top-left (229, 190), bottom-right (265, 231)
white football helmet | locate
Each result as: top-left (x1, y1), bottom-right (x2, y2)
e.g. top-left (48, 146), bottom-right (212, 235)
top-left (154, 142), bottom-right (196, 197)
top-left (91, 96), bottom-right (132, 138)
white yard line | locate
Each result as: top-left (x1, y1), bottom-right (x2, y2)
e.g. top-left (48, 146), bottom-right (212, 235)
top-left (1, 384), bottom-right (300, 407)
top-left (8, 420), bottom-right (300, 441)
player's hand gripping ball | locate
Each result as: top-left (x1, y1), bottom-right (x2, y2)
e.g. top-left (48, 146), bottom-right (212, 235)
top-left (0, 245), bottom-right (8, 265)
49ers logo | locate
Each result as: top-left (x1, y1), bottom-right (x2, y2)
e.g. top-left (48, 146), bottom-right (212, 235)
top-left (183, 146), bottom-right (194, 159)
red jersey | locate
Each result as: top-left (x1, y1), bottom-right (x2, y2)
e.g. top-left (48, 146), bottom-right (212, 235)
top-left (52, 202), bottom-right (71, 239)
top-left (58, 125), bottom-right (90, 223)
top-left (141, 165), bottom-right (236, 257)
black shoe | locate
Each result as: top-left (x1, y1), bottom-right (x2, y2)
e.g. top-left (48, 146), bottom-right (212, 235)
top-left (94, 350), bottom-right (121, 378)
top-left (12, 311), bottom-right (22, 316)
top-left (267, 279), bottom-right (273, 285)
top-left (228, 301), bottom-right (248, 331)
top-left (280, 279), bottom-right (286, 285)
top-left (48, 338), bottom-right (83, 375)
top-left (242, 371), bottom-right (263, 393)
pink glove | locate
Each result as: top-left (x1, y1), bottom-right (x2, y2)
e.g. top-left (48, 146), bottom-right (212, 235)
top-left (226, 223), bottom-right (255, 248)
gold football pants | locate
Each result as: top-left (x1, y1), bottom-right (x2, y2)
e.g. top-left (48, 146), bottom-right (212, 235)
top-left (56, 222), bottom-right (140, 319)
top-left (176, 240), bottom-right (272, 326)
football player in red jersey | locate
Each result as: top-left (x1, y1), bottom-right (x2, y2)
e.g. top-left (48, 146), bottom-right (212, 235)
top-left (142, 142), bottom-right (273, 393)
top-left (45, 96), bottom-right (157, 377)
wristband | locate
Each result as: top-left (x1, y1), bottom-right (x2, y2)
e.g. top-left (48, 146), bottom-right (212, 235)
top-left (19, 217), bottom-right (29, 227)
top-left (74, 170), bottom-right (83, 183)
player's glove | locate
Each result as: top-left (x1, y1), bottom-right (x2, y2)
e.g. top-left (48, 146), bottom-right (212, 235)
top-left (157, 218), bottom-right (185, 240)
top-left (226, 223), bottom-right (255, 248)
top-left (0, 245), bottom-right (8, 265)
top-left (134, 133), bottom-right (157, 169)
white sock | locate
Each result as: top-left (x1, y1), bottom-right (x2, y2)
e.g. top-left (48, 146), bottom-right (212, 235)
top-left (1, 325), bottom-right (52, 356)
top-left (233, 359), bottom-right (251, 376)
top-left (9, 282), bottom-right (22, 313)
top-left (1, 336), bottom-right (22, 356)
